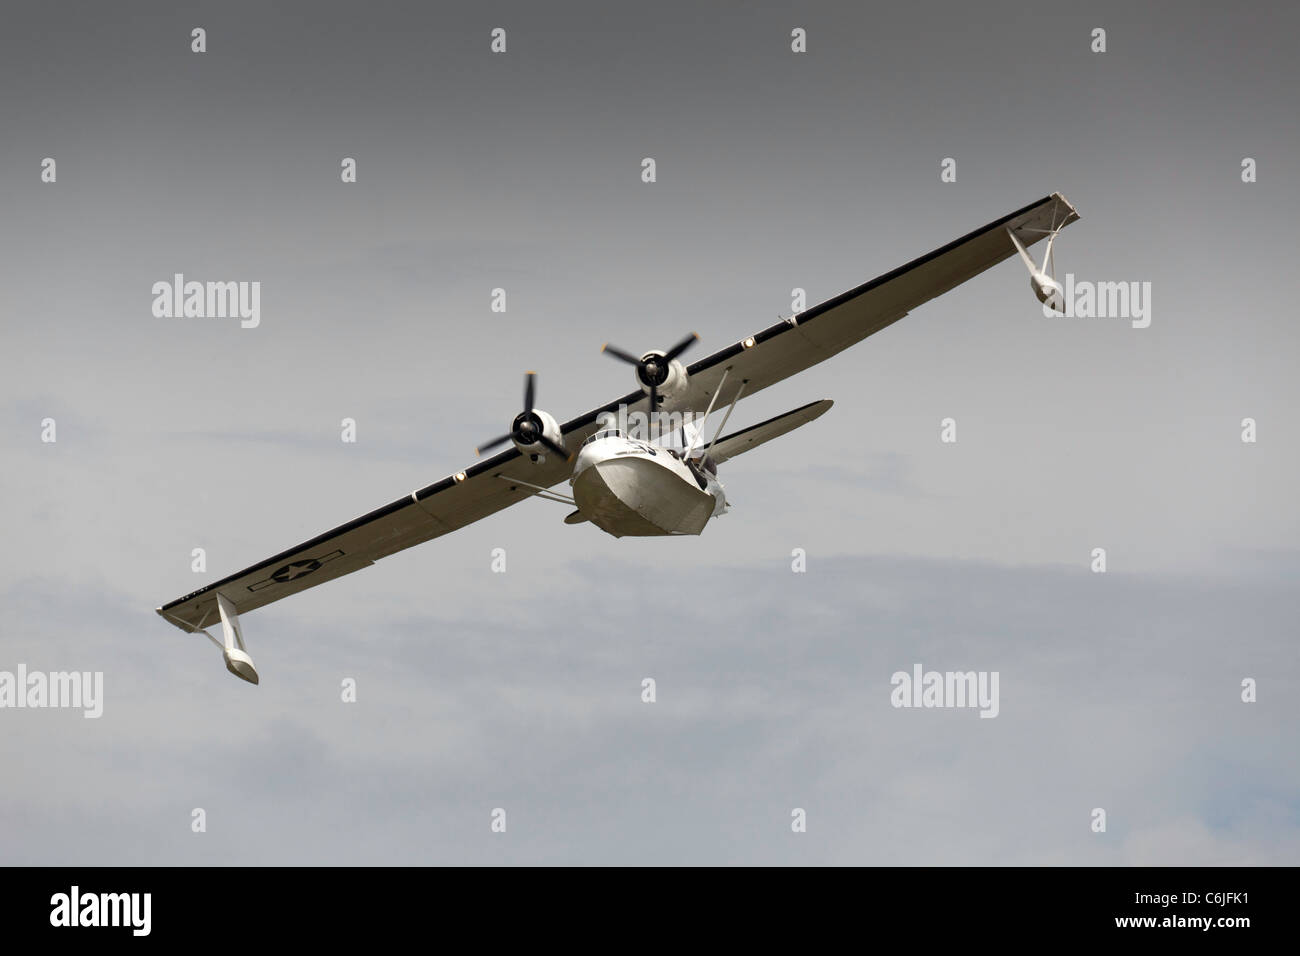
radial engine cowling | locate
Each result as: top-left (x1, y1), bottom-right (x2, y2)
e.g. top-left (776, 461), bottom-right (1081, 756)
top-left (475, 372), bottom-right (569, 463)
top-left (602, 332), bottom-right (699, 408)
top-left (634, 351), bottom-right (689, 403)
top-left (511, 407), bottom-right (564, 459)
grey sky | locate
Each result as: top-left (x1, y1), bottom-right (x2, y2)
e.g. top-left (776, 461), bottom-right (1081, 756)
top-left (2, 1), bottom-right (1297, 864)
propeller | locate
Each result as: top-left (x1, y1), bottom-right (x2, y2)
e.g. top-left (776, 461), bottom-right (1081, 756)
top-left (601, 332), bottom-right (699, 426)
top-left (476, 372), bottom-right (569, 459)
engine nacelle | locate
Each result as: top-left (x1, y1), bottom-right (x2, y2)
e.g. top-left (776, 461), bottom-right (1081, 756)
top-left (1031, 272), bottom-right (1064, 313)
top-left (511, 407), bottom-right (565, 460)
top-left (635, 351), bottom-right (690, 403)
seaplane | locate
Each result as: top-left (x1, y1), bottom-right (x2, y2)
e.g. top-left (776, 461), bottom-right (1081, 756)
top-left (157, 193), bottom-right (1080, 683)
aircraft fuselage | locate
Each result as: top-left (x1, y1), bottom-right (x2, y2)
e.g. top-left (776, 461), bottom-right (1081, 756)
top-left (570, 433), bottom-right (727, 537)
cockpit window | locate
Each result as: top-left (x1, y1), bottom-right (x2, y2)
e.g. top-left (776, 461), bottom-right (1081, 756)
top-left (583, 428), bottom-right (624, 446)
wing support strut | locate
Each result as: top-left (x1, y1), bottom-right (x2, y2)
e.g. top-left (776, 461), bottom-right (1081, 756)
top-left (1006, 202), bottom-right (1068, 312)
top-left (495, 474), bottom-right (576, 506)
top-left (683, 367), bottom-right (733, 460)
top-left (701, 378), bottom-right (750, 460)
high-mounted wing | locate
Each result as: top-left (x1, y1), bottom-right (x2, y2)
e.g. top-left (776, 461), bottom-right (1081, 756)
top-left (160, 193), bottom-right (1078, 639)
top-left (706, 399), bottom-right (833, 465)
top-left (156, 453), bottom-right (572, 633)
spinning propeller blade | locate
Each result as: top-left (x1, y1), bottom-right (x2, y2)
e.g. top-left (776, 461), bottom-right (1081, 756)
top-left (475, 371), bottom-right (570, 460)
